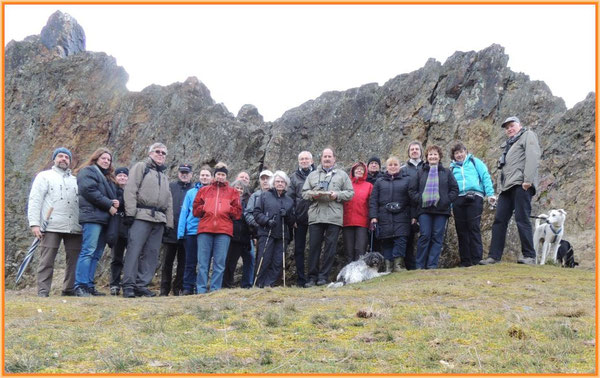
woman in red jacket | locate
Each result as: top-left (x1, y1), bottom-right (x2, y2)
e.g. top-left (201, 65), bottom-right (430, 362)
top-left (192, 162), bottom-right (242, 293)
top-left (342, 162), bottom-right (373, 264)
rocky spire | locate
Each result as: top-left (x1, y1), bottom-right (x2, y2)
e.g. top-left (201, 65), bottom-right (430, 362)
top-left (40, 10), bottom-right (86, 57)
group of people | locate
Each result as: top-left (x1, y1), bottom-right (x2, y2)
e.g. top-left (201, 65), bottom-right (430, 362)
top-left (26, 116), bottom-right (540, 297)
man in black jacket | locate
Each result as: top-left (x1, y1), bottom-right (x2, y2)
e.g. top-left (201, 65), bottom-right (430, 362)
top-left (160, 164), bottom-right (193, 296)
top-left (399, 141), bottom-right (424, 270)
top-left (288, 151), bottom-right (314, 287)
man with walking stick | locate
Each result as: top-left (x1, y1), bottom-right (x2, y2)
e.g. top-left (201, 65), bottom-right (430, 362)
top-left (27, 147), bottom-right (82, 297)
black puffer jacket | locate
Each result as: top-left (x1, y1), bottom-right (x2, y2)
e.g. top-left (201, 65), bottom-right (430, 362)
top-left (369, 173), bottom-right (412, 239)
top-left (231, 195), bottom-right (252, 248)
top-left (115, 186), bottom-right (129, 239)
top-left (409, 163), bottom-right (459, 217)
top-left (253, 188), bottom-right (296, 240)
top-left (366, 171), bottom-right (382, 185)
top-left (163, 180), bottom-right (193, 243)
top-left (288, 165), bottom-right (314, 225)
top-left (77, 165), bottom-right (117, 225)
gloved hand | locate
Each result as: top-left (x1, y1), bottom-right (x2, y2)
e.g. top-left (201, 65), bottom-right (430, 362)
top-left (279, 208), bottom-right (287, 217)
top-left (123, 216), bottom-right (135, 226)
top-left (164, 226), bottom-right (174, 238)
top-left (267, 217), bottom-right (277, 228)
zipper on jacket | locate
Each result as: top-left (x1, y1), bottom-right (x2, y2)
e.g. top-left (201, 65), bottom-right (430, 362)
top-left (214, 185), bottom-right (220, 228)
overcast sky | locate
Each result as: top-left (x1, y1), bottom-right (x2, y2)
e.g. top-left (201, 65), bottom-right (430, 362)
top-left (4, 4), bottom-right (596, 122)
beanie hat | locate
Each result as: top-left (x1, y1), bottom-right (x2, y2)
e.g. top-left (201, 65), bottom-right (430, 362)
top-left (115, 167), bottom-right (129, 176)
top-left (52, 147), bottom-right (72, 161)
top-left (367, 156), bottom-right (381, 167)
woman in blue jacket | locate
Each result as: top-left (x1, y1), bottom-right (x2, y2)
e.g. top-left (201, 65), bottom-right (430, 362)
top-left (74, 148), bottom-right (119, 296)
top-left (449, 142), bottom-right (496, 267)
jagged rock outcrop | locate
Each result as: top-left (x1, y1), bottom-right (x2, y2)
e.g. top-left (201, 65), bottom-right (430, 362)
top-left (4, 13), bottom-right (595, 288)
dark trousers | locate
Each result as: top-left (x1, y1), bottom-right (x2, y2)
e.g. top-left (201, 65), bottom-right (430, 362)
top-left (342, 226), bottom-right (368, 264)
top-left (404, 224), bottom-right (418, 270)
top-left (182, 234), bottom-right (197, 292)
top-left (122, 220), bottom-right (164, 289)
top-left (223, 241), bottom-right (253, 288)
top-left (416, 214), bottom-right (448, 269)
top-left (37, 232), bottom-right (82, 295)
top-left (160, 240), bottom-right (186, 295)
top-left (489, 186), bottom-right (535, 260)
top-left (255, 236), bottom-right (283, 288)
top-left (308, 223), bottom-right (341, 283)
top-left (110, 235), bottom-right (127, 287)
top-left (381, 236), bottom-right (408, 261)
top-left (293, 223), bottom-right (309, 286)
top-left (453, 196), bottom-right (484, 266)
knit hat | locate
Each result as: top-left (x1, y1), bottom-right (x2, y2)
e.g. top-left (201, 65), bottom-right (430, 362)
top-left (367, 156), bottom-right (381, 167)
top-left (52, 147), bottom-right (72, 161)
top-left (115, 167), bottom-right (129, 176)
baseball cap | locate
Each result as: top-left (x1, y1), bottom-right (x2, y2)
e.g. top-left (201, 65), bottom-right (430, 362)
top-left (501, 116), bottom-right (521, 128)
top-left (178, 164), bottom-right (192, 173)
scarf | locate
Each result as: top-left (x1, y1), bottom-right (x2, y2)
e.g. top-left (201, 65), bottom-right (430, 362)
top-left (422, 164), bottom-right (440, 208)
top-left (498, 128), bottom-right (526, 169)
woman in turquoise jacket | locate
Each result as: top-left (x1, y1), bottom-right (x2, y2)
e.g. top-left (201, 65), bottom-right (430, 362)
top-left (449, 142), bottom-right (496, 267)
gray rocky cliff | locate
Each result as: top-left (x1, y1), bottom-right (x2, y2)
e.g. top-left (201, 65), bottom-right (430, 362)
top-left (4, 13), bottom-right (595, 288)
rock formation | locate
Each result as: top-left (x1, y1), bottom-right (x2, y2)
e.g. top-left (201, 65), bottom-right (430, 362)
top-left (4, 11), bottom-right (595, 287)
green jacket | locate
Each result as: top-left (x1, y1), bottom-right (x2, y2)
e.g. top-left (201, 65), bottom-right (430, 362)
top-left (124, 158), bottom-right (174, 228)
top-left (498, 129), bottom-right (541, 194)
top-left (302, 164), bottom-right (354, 226)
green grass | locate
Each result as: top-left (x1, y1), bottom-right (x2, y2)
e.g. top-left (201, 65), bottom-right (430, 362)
top-left (3, 263), bottom-right (596, 374)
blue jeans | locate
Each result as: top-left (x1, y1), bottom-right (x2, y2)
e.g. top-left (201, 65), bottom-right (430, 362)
top-left (241, 242), bottom-right (255, 288)
top-left (183, 234), bottom-right (198, 292)
top-left (416, 214), bottom-right (448, 269)
top-left (75, 223), bottom-right (107, 289)
top-left (196, 233), bottom-right (231, 293)
top-left (381, 236), bottom-right (408, 261)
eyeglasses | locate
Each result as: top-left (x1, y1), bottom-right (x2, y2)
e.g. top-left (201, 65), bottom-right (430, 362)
top-left (154, 150), bottom-right (167, 156)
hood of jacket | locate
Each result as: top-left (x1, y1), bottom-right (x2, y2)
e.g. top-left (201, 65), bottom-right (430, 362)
top-left (350, 162), bottom-right (368, 184)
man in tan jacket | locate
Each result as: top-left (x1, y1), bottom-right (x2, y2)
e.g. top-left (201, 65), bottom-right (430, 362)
top-left (480, 116), bottom-right (540, 265)
top-left (122, 142), bottom-right (174, 297)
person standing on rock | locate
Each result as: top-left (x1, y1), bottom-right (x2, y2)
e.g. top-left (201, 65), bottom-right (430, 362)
top-left (109, 167), bottom-right (129, 296)
top-left (160, 164), bottom-right (194, 296)
top-left (178, 166), bottom-right (213, 295)
top-left (193, 162), bottom-right (242, 293)
top-left (122, 143), bottom-right (174, 298)
top-left (27, 147), bottom-right (82, 297)
top-left (302, 147), bottom-right (354, 287)
top-left (449, 142), bottom-right (496, 267)
top-left (73, 148), bottom-right (120, 297)
top-left (399, 141), bottom-right (424, 270)
top-left (480, 116), bottom-right (540, 266)
top-left (288, 151), bottom-right (315, 287)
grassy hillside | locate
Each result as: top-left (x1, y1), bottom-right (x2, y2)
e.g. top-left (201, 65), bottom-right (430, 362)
top-left (4, 263), bottom-right (596, 374)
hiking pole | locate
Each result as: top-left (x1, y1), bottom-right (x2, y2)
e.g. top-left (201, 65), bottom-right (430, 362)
top-left (282, 216), bottom-right (286, 288)
top-left (253, 227), bottom-right (272, 288)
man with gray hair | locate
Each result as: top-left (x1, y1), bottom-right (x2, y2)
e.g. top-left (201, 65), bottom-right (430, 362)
top-left (288, 150), bottom-right (314, 287)
top-left (480, 116), bottom-right (540, 265)
top-left (122, 143), bottom-right (174, 297)
top-left (302, 147), bottom-right (354, 286)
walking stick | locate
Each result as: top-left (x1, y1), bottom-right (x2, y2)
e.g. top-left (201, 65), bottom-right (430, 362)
top-left (253, 227), bottom-right (272, 288)
top-left (282, 218), bottom-right (286, 288)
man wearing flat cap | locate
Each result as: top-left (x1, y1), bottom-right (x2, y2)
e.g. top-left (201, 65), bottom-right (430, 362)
top-left (160, 163), bottom-right (194, 296)
top-left (27, 147), bottom-right (82, 297)
top-left (480, 116), bottom-right (540, 266)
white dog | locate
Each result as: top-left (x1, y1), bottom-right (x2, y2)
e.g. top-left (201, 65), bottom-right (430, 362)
top-left (328, 252), bottom-right (389, 288)
top-left (533, 209), bottom-right (567, 265)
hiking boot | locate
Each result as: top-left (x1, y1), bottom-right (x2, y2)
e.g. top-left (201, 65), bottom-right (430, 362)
top-left (385, 260), bottom-right (393, 273)
top-left (122, 288), bottom-right (135, 298)
top-left (88, 287), bottom-right (106, 296)
top-left (518, 257), bottom-right (536, 265)
top-left (159, 289), bottom-right (169, 297)
top-left (134, 287), bottom-right (157, 297)
top-left (110, 286), bottom-right (120, 296)
top-left (393, 257), bottom-right (404, 272)
top-left (304, 281), bottom-right (316, 288)
top-left (316, 279), bottom-right (328, 286)
top-left (37, 291), bottom-right (49, 298)
top-left (479, 257), bottom-right (499, 265)
top-left (75, 287), bottom-right (91, 297)
top-left (61, 289), bottom-right (75, 296)
top-left (181, 289), bottom-right (193, 296)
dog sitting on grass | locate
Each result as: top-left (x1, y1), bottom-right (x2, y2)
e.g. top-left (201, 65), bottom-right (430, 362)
top-left (328, 252), bottom-right (389, 288)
